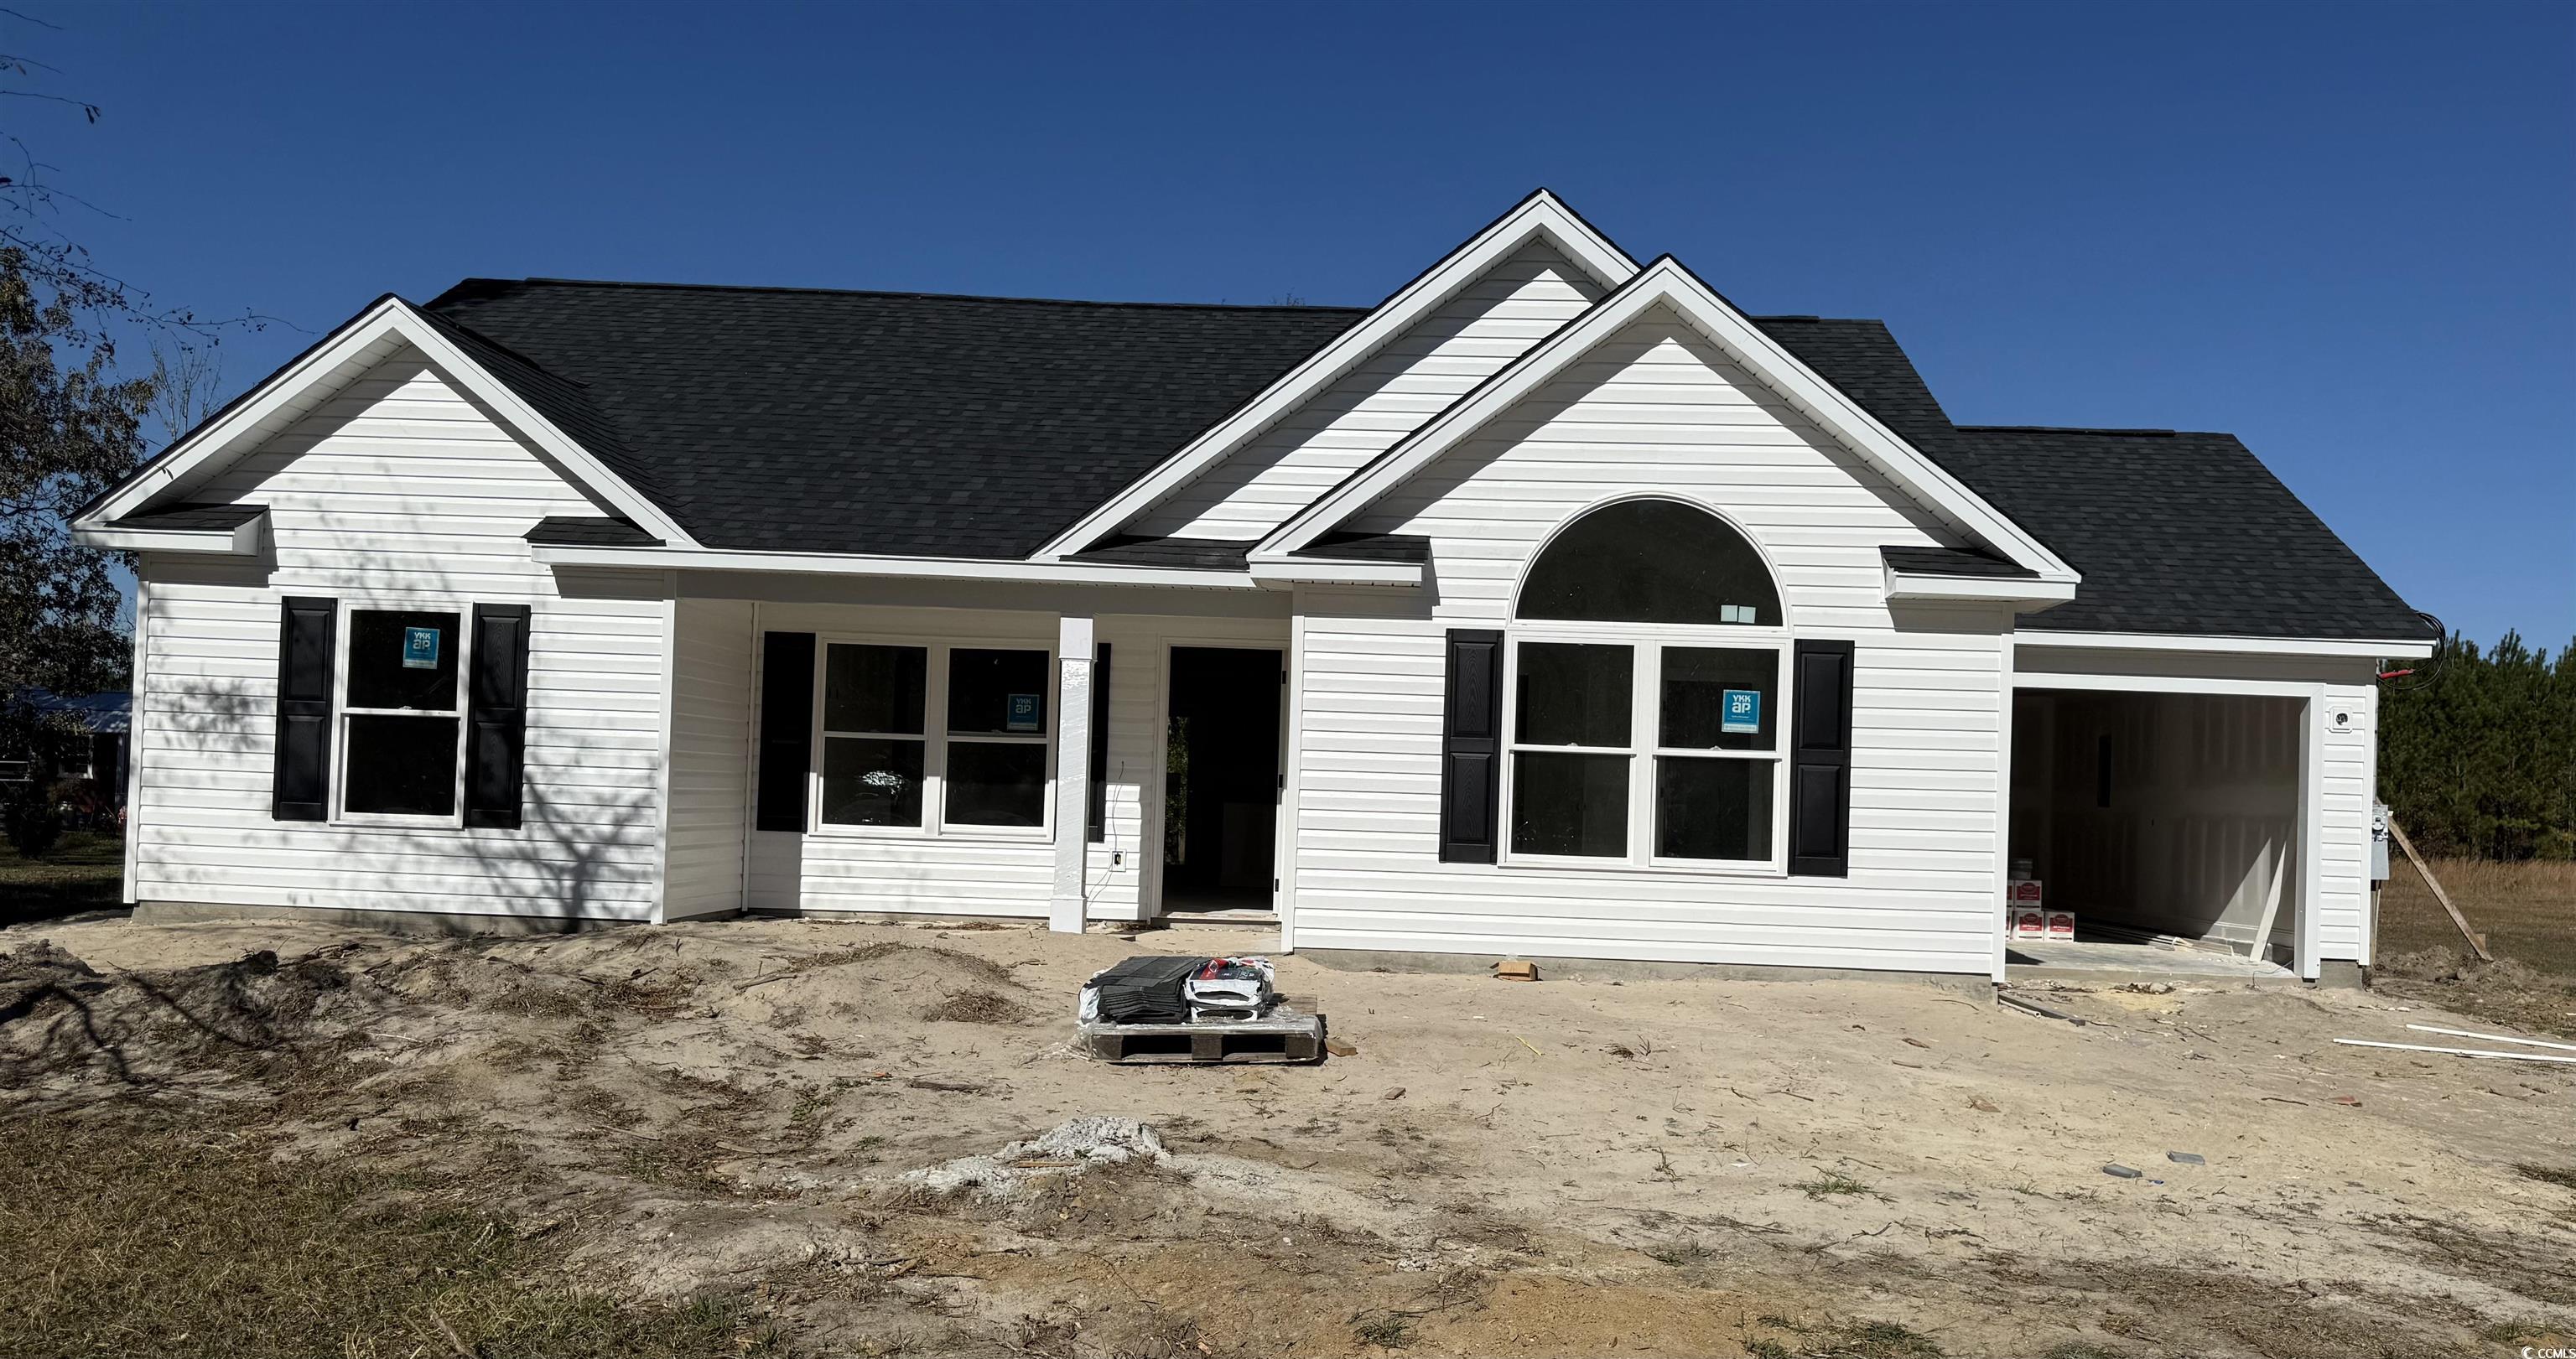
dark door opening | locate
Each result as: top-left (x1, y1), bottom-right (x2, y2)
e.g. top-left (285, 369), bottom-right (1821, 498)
top-left (1162, 646), bottom-right (1283, 913)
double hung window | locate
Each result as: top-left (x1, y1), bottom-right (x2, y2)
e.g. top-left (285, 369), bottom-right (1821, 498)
top-left (817, 641), bottom-right (1052, 834)
top-left (339, 608), bottom-right (467, 820)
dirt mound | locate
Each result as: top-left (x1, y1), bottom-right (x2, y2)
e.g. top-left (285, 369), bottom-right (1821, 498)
top-left (2376, 947), bottom-right (2576, 1039)
top-left (715, 941), bottom-right (1036, 1038)
top-left (0, 937), bottom-right (366, 1093)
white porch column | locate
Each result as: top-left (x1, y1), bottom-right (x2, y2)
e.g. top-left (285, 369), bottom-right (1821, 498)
top-left (1049, 615), bottom-right (1096, 933)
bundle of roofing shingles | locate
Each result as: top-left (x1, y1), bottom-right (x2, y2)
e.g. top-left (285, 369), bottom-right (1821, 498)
top-left (1083, 956), bottom-right (1202, 1024)
top-left (1082, 956), bottom-right (1275, 1024)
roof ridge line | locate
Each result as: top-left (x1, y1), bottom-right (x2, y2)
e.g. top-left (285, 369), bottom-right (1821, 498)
top-left (442, 277), bottom-right (1375, 314)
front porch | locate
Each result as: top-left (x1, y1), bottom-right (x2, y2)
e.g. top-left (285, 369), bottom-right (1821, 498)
top-left (658, 578), bottom-right (1300, 936)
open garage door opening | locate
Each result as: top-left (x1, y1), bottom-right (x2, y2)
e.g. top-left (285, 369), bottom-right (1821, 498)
top-left (2008, 689), bottom-right (2304, 981)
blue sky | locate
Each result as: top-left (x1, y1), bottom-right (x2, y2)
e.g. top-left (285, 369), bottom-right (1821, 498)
top-left (32, 0), bottom-right (2575, 646)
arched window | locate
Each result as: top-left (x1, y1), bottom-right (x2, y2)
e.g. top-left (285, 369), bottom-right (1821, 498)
top-left (1517, 499), bottom-right (1781, 627)
top-left (1504, 499), bottom-right (1788, 869)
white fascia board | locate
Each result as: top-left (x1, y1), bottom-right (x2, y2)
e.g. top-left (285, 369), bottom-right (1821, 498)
top-left (530, 542), bottom-right (1268, 590)
top-left (2014, 630), bottom-right (2436, 659)
top-left (1259, 257), bottom-right (2080, 589)
top-left (1248, 558), bottom-right (1424, 588)
top-left (1032, 189), bottom-right (1641, 561)
top-left (1883, 567), bottom-right (2075, 605)
top-left (84, 298), bottom-right (697, 548)
top-left (72, 513), bottom-right (266, 556)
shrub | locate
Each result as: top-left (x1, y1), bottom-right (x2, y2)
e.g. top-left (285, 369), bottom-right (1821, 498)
top-left (4, 787), bottom-right (63, 858)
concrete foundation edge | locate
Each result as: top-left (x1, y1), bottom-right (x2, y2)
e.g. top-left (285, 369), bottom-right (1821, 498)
top-left (1296, 946), bottom-right (1996, 997)
top-left (133, 900), bottom-right (634, 938)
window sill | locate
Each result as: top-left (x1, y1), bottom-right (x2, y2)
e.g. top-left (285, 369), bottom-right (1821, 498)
top-left (807, 824), bottom-right (1054, 848)
top-left (331, 813), bottom-right (468, 831)
top-left (1496, 853), bottom-right (1788, 879)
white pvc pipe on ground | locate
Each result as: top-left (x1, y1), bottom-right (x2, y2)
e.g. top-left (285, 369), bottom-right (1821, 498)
top-left (2405, 1023), bottom-right (2576, 1053)
top-left (2334, 1038), bottom-right (2576, 1065)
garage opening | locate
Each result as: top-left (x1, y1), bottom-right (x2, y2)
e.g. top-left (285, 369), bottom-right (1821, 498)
top-left (2008, 689), bottom-right (2303, 979)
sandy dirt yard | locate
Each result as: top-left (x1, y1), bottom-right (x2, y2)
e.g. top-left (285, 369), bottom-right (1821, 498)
top-left (2, 913), bottom-right (2571, 1359)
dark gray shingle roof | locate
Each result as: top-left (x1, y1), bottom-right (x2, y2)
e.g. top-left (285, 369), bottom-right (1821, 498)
top-left (424, 279), bottom-right (1363, 560)
top-left (525, 516), bottom-right (664, 547)
top-left (106, 502), bottom-right (267, 531)
top-left (1067, 536), bottom-right (1251, 570)
top-left (1882, 545), bottom-right (2033, 578)
top-left (1748, 319), bottom-right (2431, 641)
top-left (396, 279), bottom-right (2423, 643)
top-left (1946, 427), bottom-right (2433, 640)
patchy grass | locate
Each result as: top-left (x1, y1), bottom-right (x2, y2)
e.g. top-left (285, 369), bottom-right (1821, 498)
top-left (0, 1111), bottom-right (776, 1358)
top-left (1353, 1312), bottom-right (1416, 1349)
top-left (2376, 856), bottom-right (2576, 978)
top-left (1751, 1315), bottom-right (1945, 1358)
top-left (1793, 1170), bottom-right (1885, 1202)
top-left (0, 830), bottom-right (122, 926)
top-left (920, 988), bottom-right (1028, 1024)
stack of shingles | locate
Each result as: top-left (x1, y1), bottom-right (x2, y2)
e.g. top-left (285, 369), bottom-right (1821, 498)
top-left (1083, 956), bottom-right (1203, 1024)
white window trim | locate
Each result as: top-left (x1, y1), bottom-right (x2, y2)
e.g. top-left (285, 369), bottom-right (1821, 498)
top-left (808, 634), bottom-right (1058, 844)
top-left (1498, 623), bottom-right (1791, 876)
top-left (329, 598), bottom-right (472, 828)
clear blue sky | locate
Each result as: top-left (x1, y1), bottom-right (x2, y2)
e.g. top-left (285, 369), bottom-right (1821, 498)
top-left (33, 0), bottom-right (2576, 647)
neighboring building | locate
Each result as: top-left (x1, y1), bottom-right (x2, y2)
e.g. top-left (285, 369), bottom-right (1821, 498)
top-left (73, 192), bottom-right (2432, 980)
top-left (3, 689), bottom-right (131, 809)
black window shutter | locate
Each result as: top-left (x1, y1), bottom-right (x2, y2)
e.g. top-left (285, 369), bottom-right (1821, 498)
top-left (1087, 642), bottom-right (1111, 843)
top-left (270, 596), bottom-right (337, 822)
top-left (1788, 639), bottom-right (1856, 877)
top-left (755, 631), bottom-right (816, 833)
top-left (463, 604), bottom-right (532, 829)
top-left (1438, 629), bottom-right (1504, 864)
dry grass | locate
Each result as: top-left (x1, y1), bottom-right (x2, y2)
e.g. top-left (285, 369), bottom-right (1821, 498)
top-left (2376, 856), bottom-right (2576, 977)
top-left (0, 830), bottom-right (123, 926)
top-left (920, 988), bottom-right (1029, 1024)
top-left (0, 1111), bottom-right (776, 1359)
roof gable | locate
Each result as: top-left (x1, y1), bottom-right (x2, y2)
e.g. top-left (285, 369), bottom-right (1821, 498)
top-left (1034, 189), bottom-right (1640, 558)
top-left (1257, 257), bottom-right (2079, 585)
top-left (78, 297), bottom-right (693, 545)
top-left (1122, 236), bottom-right (1613, 542)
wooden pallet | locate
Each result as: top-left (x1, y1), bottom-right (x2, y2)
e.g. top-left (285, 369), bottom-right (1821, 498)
top-left (1078, 998), bottom-right (1327, 1065)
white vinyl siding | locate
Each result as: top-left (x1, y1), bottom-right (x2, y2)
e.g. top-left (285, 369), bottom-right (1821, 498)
top-left (129, 348), bottom-right (672, 923)
top-left (1131, 241), bottom-right (1607, 542)
top-left (666, 599), bottom-right (753, 921)
top-left (1287, 307), bottom-right (2007, 974)
top-left (2319, 678), bottom-right (2377, 963)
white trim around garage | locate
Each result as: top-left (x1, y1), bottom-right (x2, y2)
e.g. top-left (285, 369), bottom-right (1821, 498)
top-left (2015, 630), bottom-right (2434, 659)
